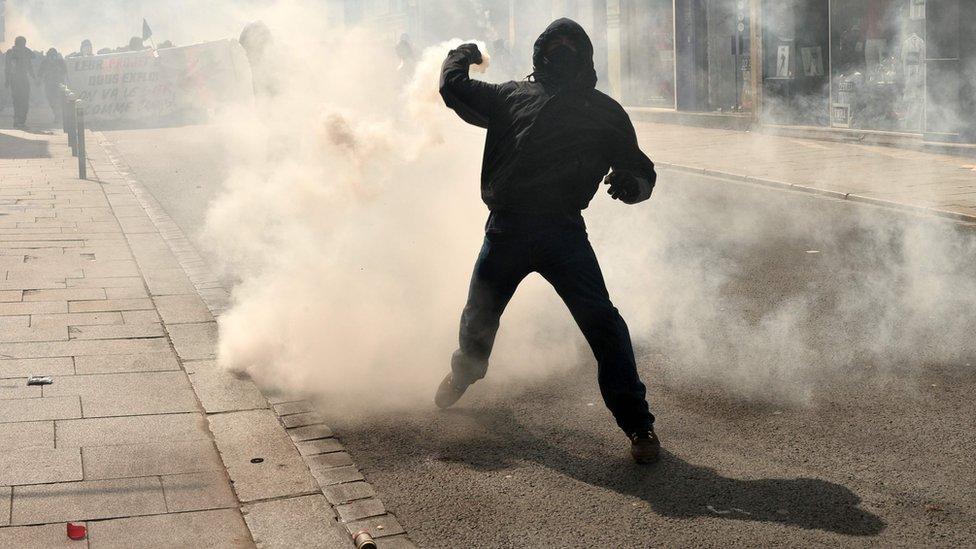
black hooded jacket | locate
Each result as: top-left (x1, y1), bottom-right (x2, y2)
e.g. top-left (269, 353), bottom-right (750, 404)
top-left (440, 18), bottom-right (655, 215)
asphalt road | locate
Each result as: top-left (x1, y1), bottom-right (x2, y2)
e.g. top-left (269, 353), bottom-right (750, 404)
top-left (104, 126), bottom-right (976, 548)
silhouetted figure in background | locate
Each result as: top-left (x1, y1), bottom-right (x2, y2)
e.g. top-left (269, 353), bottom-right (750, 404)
top-left (396, 33), bottom-right (417, 83)
top-left (68, 39), bottom-right (94, 58)
top-left (239, 21), bottom-right (275, 97)
top-left (4, 36), bottom-right (36, 129)
top-left (38, 48), bottom-right (67, 123)
top-left (125, 36), bottom-right (147, 52)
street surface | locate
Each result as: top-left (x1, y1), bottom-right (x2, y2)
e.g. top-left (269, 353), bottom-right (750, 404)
top-left (104, 126), bottom-right (976, 547)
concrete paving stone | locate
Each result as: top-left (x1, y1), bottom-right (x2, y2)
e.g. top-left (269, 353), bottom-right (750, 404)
top-left (120, 309), bottom-right (159, 324)
top-left (0, 421), bottom-right (54, 451)
top-left (295, 438), bottom-right (345, 457)
top-left (0, 486), bottom-right (8, 527)
top-left (74, 221), bottom-right (119, 233)
top-left (117, 218), bottom-right (157, 234)
top-left (0, 290), bottom-right (23, 302)
top-left (0, 315), bottom-right (29, 329)
top-left (167, 322), bottom-right (217, 360)
top-left (43, 371), bottom-right (198, 417)
top-left (160, 471), bottom-right (238, 513)
top-left (242, 494), bottom-right (346, 549)
top-left (343, 515), bottom-right (406, 539)
top-left (274, 400), bottom-right (315, 416)
top-left (104, 286), bottom-right (148, 299)
top-left (322, 482), bottom-right (376, 506)
top-left (5, 267), bottom-right (83, 280)
top-left (0, 448), bottom-right (82, 485)
top-left (0, 396), bottom-right (80, 423)
top-left (87, 508), bottom-right (254, 549)
top-left (31, 312), bottom-right (124, 328)
top-left (309, 465), bottom-right (364, 487)
top-left (0, 522), bottom-right (81, 547)
top-left (11, 476), bottom-right (166, 525)
top-left (0, 357), bottom-right (74, 378)
top-left (153, 294), bottom-right (213, 324)
top-left (82, 439), bottom-right (224, 480)
top-left (335, 498), bottom-right (386, 523)
top-left (65, 276), bottom-right (144, 289)
top-left (184, 360), bottom-right (268, 413)
top-left (0, 378), bottom-right (41, 399)
top-left (143, 269), bottom-right (196, 295)
top-left (0, 280), bottom-right (67, 291)
top-left (83, 260), bottom-right (141, 278)
top-left (208, 409), bottom-right (320, 503)
top-left (56, 413), bottom-right (210, 447)
top-left (0, 337), bottom-right (170, 358)
top-left (375, 535), bottom-right (418, 548)
top-left (288, 424), bottom-right (335, 442)
top-left (281, 411), bottom-right (326, 429)
top-left (77, 246), bottom-right (132, 261)
top-left (306, 452), bottom-right (355, 470)
top-left (68, 322), bottom-right (165, 340)
top-left (22, 288), bottom-right (105, 302)
top-left (0, 325), bottom-right (68, 343)
top-left (68, 298), bottom-right (154, 313)
top-left (73, 352), bottom-right (179, 374)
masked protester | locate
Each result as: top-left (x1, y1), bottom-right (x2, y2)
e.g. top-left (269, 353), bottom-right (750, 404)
top-left (38, 48), bottom-right (67, 123)
top-left (4, 36), bottom-right (36, 130)
top-left (437, 19), bottom-right (660, 464)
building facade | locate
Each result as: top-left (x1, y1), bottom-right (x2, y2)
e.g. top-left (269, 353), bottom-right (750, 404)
top-left (347, 0), bottom-right (975, 144)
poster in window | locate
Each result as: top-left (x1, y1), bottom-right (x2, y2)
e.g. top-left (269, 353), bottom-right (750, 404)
top-left (910, 0), bottom-right (925, 20)
top-left (801, 46), bottom-right (824, 76)
top-left (776, 45), bottom-right (791, 78)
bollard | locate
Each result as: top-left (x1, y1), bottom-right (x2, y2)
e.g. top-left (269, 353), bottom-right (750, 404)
top-left (76, 101), bottom-right (87, 180)
top-left (65, 95), bottom-right (77, 156)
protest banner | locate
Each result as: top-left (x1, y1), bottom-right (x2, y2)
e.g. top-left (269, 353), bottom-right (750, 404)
top-left (66, 39), bottom-right (252, 126)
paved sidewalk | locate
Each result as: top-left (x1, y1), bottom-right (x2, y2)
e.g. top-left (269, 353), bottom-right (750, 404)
top-left (0, 129), bottom-right (392, 547)
top-left (636, 122), bottom-right (976, 222)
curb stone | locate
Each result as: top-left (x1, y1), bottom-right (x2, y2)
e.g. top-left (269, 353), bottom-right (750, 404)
top-left (656, 162), bottom-right (976, 226)
top-left (90, 131), bottom-right (417, 548)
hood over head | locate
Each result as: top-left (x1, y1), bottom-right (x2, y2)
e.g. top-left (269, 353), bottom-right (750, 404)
top-left (532, 18), bottom-right (597, 90)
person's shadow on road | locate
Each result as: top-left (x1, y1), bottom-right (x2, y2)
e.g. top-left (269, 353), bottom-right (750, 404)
top-left (428, 407), bottom-right (885, 537)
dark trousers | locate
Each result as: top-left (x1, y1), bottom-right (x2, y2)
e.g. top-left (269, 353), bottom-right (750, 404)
top-left (452, 213), bottom-right (654, 435)
top-left (11, 79), bottom-right (30, 127)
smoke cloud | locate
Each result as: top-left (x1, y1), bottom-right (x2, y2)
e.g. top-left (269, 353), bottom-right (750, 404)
top-left (11, 1), bottom-right (971, 410)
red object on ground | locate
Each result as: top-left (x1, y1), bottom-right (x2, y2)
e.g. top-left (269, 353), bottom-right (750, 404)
top-left (66, 522), bottom-right (87, 540)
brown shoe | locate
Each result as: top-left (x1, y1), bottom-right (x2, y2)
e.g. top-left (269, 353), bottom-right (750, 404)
top-left (629, 429), bottom-right (661, 464)
top-left (434, 373), bottom-right (469, 409)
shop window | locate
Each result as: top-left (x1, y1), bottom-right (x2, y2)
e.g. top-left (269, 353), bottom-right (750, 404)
top-left (622, 0), bottom-right (676, 107)
top-left (829, 0), bottom-right (926, 132)
top-left (761, 0), bottom-right (830, 126)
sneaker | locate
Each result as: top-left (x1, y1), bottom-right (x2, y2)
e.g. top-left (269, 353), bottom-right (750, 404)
top-left (629, 429), bottom-right (661, 464)
top-left (434, 373), bottom-right (469, 409)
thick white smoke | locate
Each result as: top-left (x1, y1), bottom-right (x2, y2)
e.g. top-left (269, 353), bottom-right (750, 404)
top-left (192, 3), bottom-right (975, 410)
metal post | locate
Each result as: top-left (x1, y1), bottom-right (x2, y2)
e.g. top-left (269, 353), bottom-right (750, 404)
top-left (75, 101), bottom-right (86, 180)
top-left (65, 94), bottom-right (77, 156)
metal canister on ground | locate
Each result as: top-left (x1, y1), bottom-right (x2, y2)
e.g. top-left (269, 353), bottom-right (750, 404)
top-left (353, 530), bottom-right (377, 549)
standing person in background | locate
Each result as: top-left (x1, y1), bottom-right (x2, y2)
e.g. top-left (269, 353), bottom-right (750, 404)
top-left (4, 36), bottom-right (36, 129)
top-left (395, 34), bottom-right (417, 84)
top-left (239, 21), bottom-right (276, 97)
top-left (68, 39), bottom-right (94, 58)
top-left (436, 19), bottom-right (660, 464)
top-left (38, 48), bottom-right (67, 123)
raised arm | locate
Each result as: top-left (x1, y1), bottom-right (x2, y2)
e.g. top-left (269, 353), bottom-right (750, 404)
top-left (439, 43), bottom-right (503, 129)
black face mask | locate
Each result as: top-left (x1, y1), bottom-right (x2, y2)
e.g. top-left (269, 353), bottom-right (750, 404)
top-left (543, 45), bottom-right (580, 82)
